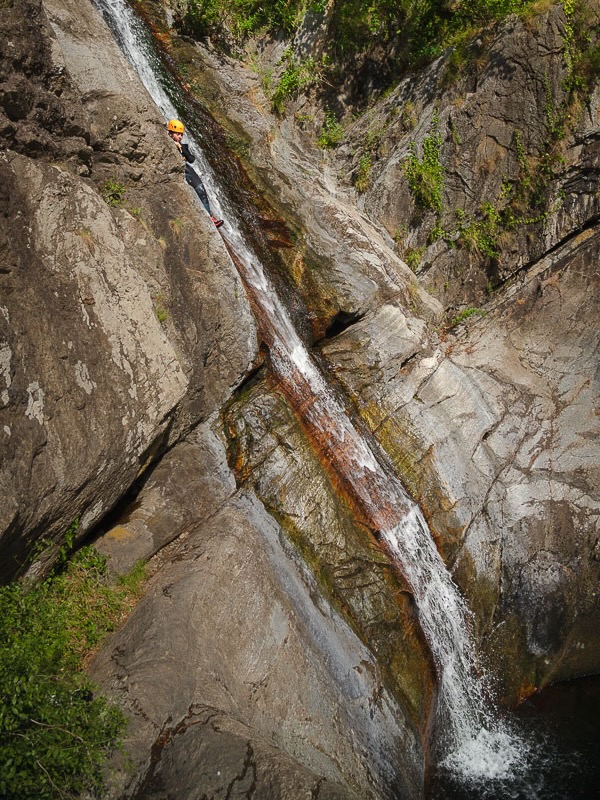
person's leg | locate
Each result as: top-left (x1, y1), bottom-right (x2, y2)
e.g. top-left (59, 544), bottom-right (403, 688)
top-left (185, 171), bottom-right (211, 213)
top-left (184, 167), bottom-right (223, 226)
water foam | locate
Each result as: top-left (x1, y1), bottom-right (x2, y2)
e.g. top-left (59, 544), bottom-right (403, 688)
top-left (442, 720), bottom-right (530, 780)
top-left (383, 509), bottom-right (535, 783)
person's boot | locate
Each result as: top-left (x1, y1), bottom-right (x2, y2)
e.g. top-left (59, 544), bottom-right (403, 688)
top-left (211, 215), bottom-right (224, 228)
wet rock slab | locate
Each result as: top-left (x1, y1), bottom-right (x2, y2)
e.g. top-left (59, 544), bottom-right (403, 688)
top-left (321, 227), bottom-right (600, 699)
top-left (91, 422), bottom-right (424, 800)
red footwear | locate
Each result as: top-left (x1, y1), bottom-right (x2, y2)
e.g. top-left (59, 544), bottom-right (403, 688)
top-left (211, 215), bottom-right (224, 228)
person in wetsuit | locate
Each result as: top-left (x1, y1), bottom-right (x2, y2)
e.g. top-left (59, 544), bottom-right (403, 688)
top-left (167, 119), bottom-right (223, 228)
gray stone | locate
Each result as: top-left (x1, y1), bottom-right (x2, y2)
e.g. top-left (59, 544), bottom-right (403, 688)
top-left (3, 0), bottom-right (600, 796)
top-left (91, 423), bottom-right (422, 800)
top-left (0, 0), bottom-right (257, 578)
top-left (321, 226), bottom-right (600, 698)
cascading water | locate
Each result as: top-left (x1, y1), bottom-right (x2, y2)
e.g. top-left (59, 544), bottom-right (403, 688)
top-left (93, 0), bottom-right (533, 790)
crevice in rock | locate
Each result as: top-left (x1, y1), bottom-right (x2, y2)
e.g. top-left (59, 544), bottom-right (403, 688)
top-left (319, 309), bottom-right (367, 342)
top-left (84, 462), bottom-right (159, 546)
top-left (493, 214), bottom-right (600, 296)
top-left (231, 358), bottom-right (267, 399)
top-left (399, 350), bottom-right (421, 372)
top-left (225, 741), bottom-right (257, 799)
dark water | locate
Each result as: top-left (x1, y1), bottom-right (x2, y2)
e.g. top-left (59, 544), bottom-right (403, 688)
top-left (430, 674), bottom-right (600, 800)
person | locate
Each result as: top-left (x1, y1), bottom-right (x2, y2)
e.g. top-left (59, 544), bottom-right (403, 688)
top-left (166, 119), bottom-right (223, 228)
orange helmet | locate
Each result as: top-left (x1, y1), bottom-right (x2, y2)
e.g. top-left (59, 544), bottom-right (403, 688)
top-left (167, 119), bottom-right (185, 133)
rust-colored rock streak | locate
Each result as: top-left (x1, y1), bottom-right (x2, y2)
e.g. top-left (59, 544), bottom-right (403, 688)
top-left (222, 234), bottom-right (527, 775)
top-left (90, 0), bottom-right (527, 781)
top-left (223, 234), bottom-right (412, 535)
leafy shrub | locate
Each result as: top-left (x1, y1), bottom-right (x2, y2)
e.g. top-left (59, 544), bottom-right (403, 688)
top-left (455, 204), bottom-right (503, 258)
top-left (449, 306), bottom-right (487, 326)
top-left (329, 0), bottom-right (536, 68)
top-left (403, 111), bottom-right (444, 212)
top-left (154, 294), bottom-right (169, 323)
top-left (329, 0), bottom-right (401, 56)
top-left (178, 0), bottom-right (221, 38)
top-left (405, 245), bottom-right (425, 271)
top-left (353, 120), bottom-right (386, 191)
top-left (317, 108), bottom-right (344, 148)
top-left (0, 547), bottom-right (145, 799)
top-left (102, 178), bottom-right (127, 208)
top-left (562, 0), bottom-right (600, 94)
top-left (354, 153), bottom-right (372, 192)
top-left (271, 51), bottom-right (325, 114)
top-left (175, 0), bottom-right (566, 93)
top-left (177, 0), bottom-right (307, 41)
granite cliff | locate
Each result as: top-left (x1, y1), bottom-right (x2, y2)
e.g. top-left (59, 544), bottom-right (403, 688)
top-left (0, 0), bottom-right (598, 797)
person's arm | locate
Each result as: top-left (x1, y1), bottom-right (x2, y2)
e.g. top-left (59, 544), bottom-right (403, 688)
top-left (180, 142), bottom-right (195, 164)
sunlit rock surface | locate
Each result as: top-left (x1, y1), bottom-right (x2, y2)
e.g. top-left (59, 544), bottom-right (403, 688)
top-left (321, 227), bottom-right (600, 699)
top-left (1, 0), bottom-right (431, 795)
top-left (0, 0), bottom-right (256, 578)
top-left (159, 0), bottom-right (599, 699)
top-left (2, 0), bottom-right (599, 796)
top-left (91, 422), bottom-right (425, 800)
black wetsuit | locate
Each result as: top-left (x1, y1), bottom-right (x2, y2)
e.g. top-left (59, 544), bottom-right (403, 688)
top-left (179, 142), bottom-right (211, 214)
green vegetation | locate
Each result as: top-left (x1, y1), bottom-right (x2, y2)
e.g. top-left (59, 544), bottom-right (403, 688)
top-left (0, 546), bottom-right (146, 799)
top-left (403, 111), bottom-right (444, 213)
top-left (177, 0), bottom-right (219, 39)
top-left (353, 121), bottom-right (386, 191)
top-left (177, 0), bottom-right (310, 41)
top-left (405, 246), bottom-right (426, 272)
top-left (271, 49), bottom-right (326, 114)
top-left (561, 0), bottom-right (600, 96)
top-left (154, 294), bottom-right (169, 324)
top-left (455, 204), bottom-right (503, 258)
top-left (449, 306), bottom-right (487, 326)
top-left (169, 216), bottom-right (185, 235)
top-left (102, 178), bottom-right (127, 208)
top-left (175, 0), bottom-right (537, 52)
top-left (426, 123), bottom-right (566, 269)
top-left (387, 1), bottom-right (597, 275)
top-left (317, 108), bottom-right (345, 148)
top-left (354, 153), bottom-right (372, 192)
top-left (168, 0), bottom-right (596, 268)
top-left (562, 0), bottom-right (577, 75)
top-left (393, 225), bottom-right (408, 245)
top-left (174, 0), bottom-right (539, 79)
top-left (327, 0), bottom-right (536, 68)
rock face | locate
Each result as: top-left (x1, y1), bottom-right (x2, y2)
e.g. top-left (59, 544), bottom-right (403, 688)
top-left (3, 0), bottom-right (600, 797)
top-left (0, 0), bottom-right (256, 578)
top-left (153, 16), bottom-right (444, 338)
top-left (0, 0), bottom-right (432, 795)
top-left (349, 5), bottom-right (600, 311)
top-left (223, 375), bottom-right (436, 732)
top-left (154, 0), bottom-right (599, 701)
top-left (91, 422), bottom-right (425, 800)
top-left (321, 226), bottom-right (600, 700)
top-left (176, 2), bottom-right (599, 316)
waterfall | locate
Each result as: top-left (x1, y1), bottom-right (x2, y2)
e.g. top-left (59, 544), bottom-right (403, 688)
top-left (93, 0), bottom-right (530, 784)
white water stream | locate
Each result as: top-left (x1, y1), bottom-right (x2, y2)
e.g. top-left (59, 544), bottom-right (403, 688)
top-left (93, 0), bottom-right (530, 786)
